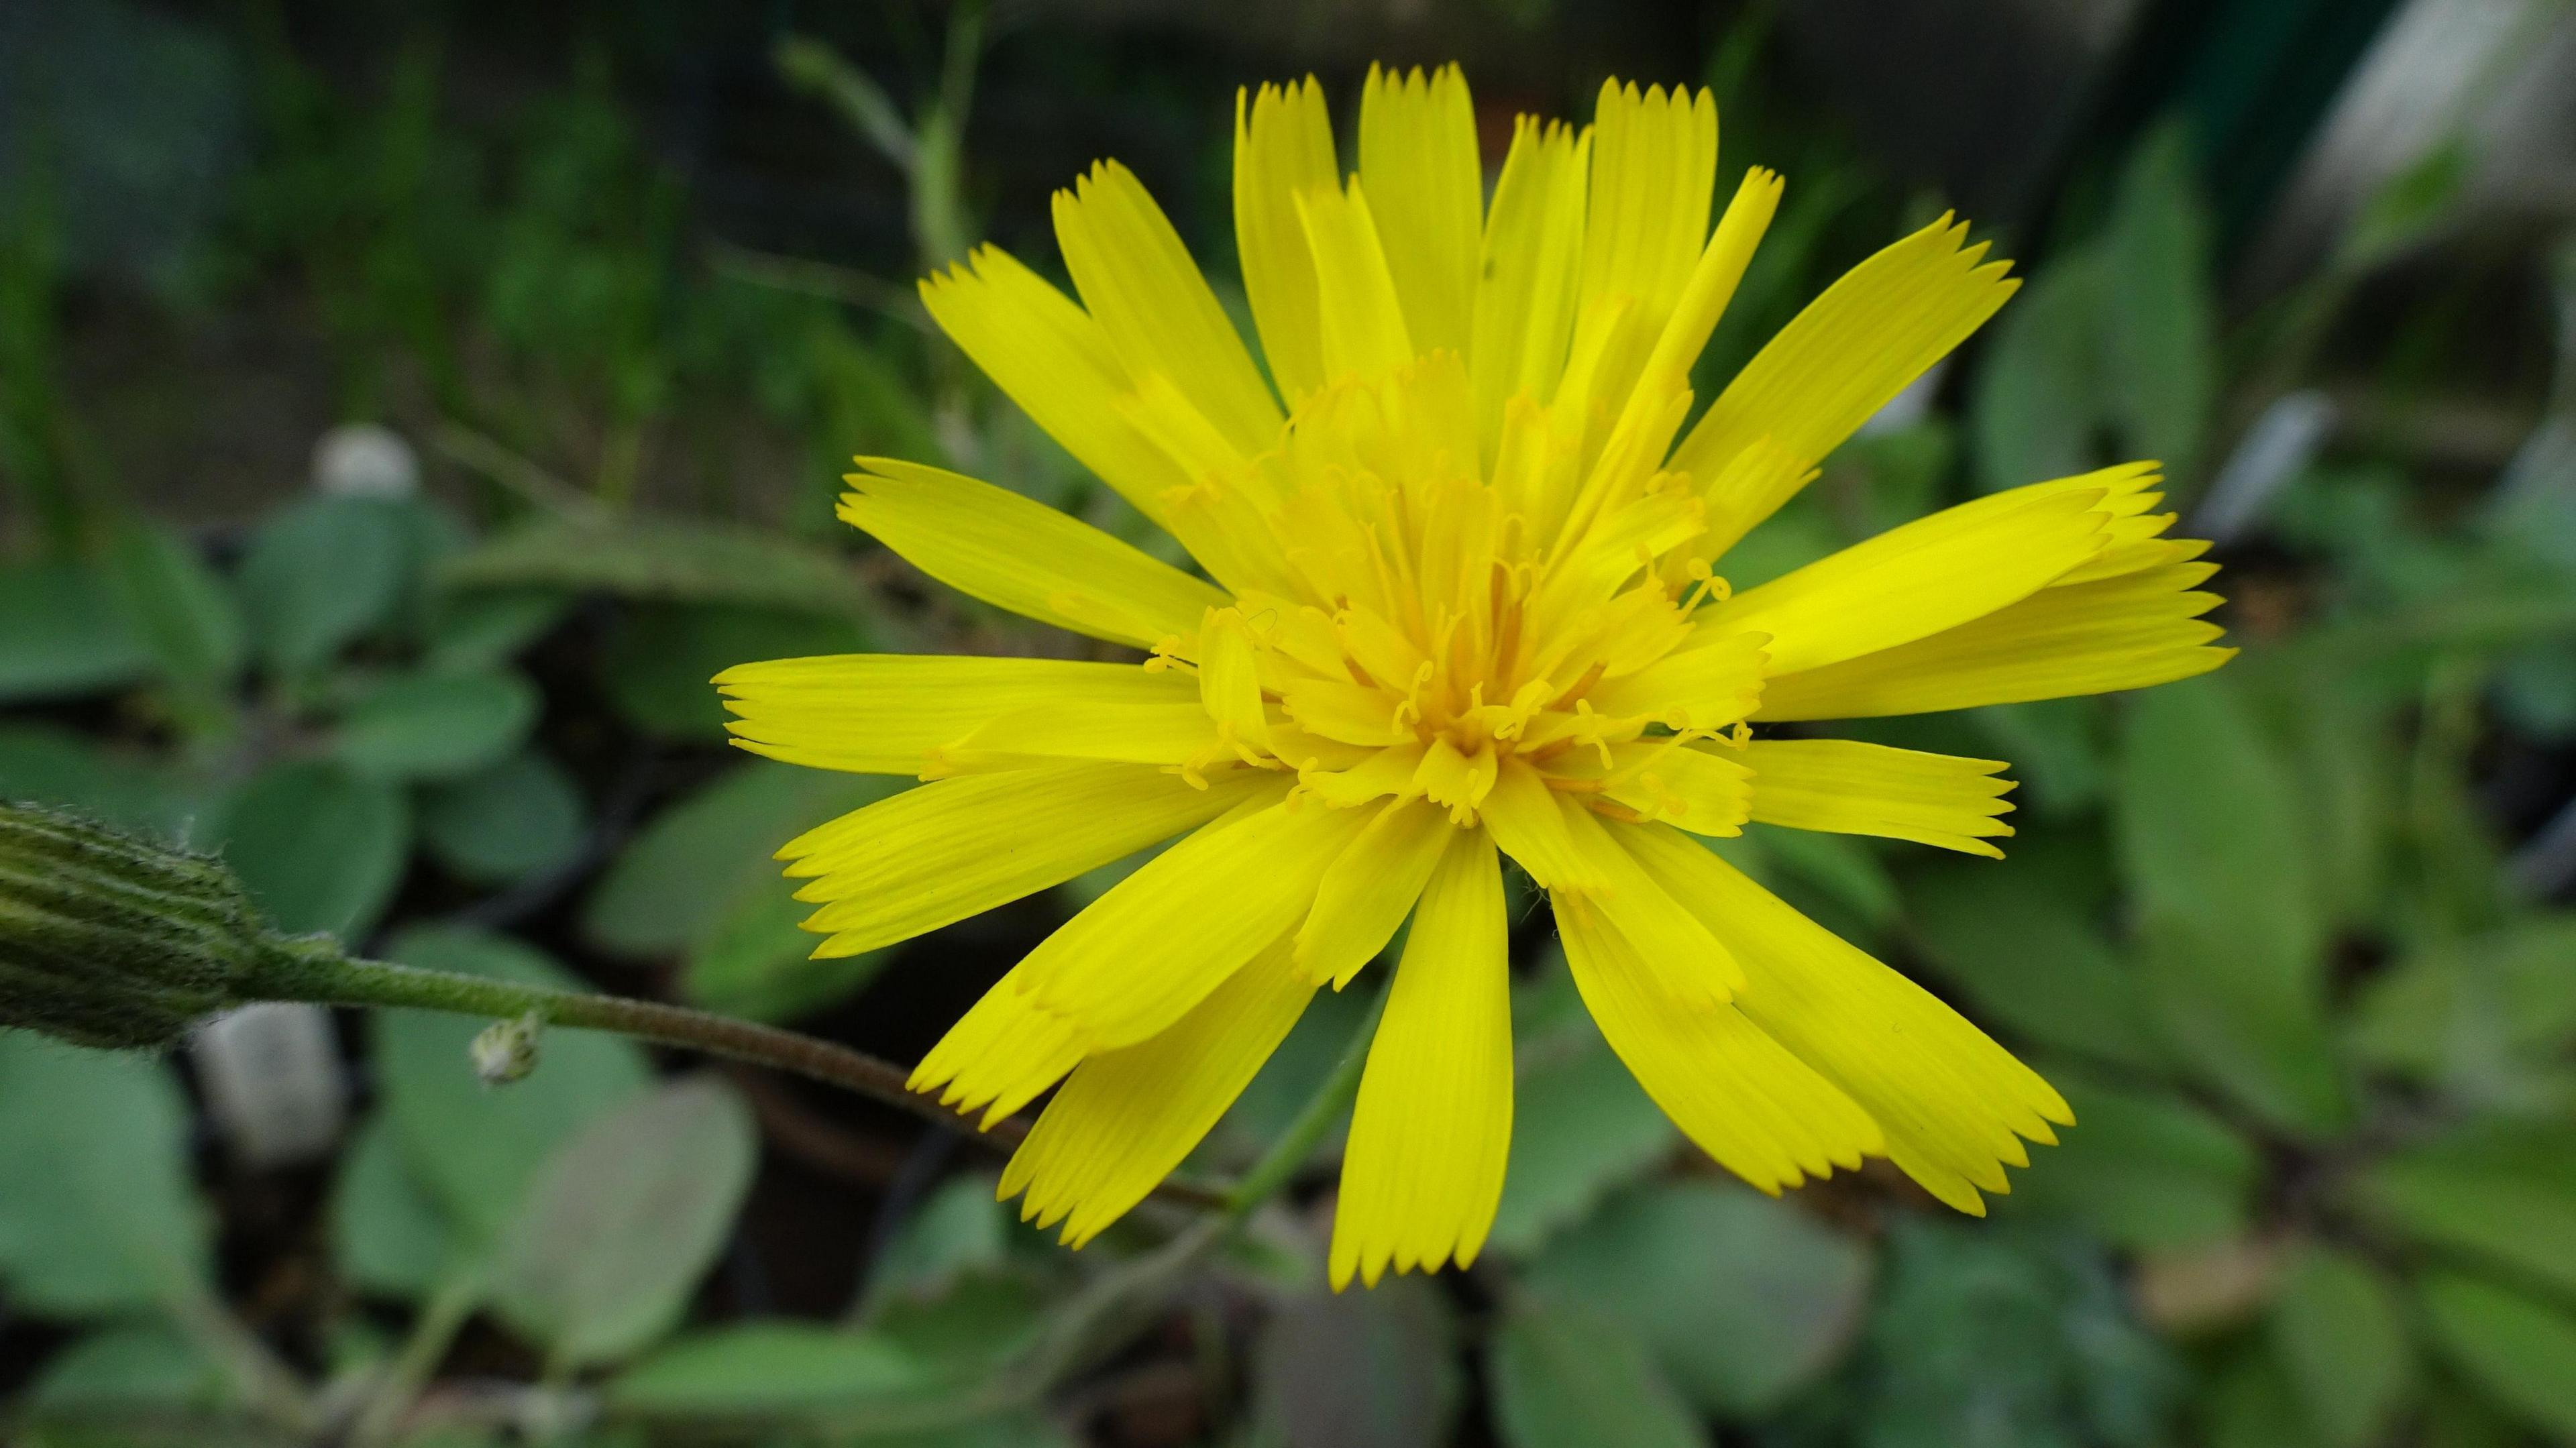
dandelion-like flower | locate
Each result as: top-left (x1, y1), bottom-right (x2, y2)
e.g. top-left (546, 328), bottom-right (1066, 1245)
top-left (721, 68), bottom-right (2232, 1288)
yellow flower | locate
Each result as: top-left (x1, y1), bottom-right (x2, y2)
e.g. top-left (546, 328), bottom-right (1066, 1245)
top-left (721, 66), bottom-right (2233, 1289)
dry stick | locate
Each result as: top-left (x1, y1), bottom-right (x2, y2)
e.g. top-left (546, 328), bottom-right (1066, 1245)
top-left (248, 938), bottom-right (1229, 1211)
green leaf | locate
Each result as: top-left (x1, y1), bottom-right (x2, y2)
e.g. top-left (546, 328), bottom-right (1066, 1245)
top-left (1972, 247), bottom-right (2109, 494)
top-left (859, 1174), bottom-right (1010, 1317)
top-left (2115, 673), bottom-right (2345, 1133)
top-left (0, 1034), bottom-right (211, 1315)
top-left (236, 495), bottom-right (412, 674)
top-left (598, 602), bottom-right (871, 740)
top-left (1522, 1181), bottom-right (1870, 1416)
top-left (681, 869), bottom-right (890, 1023)
top-left (1487, 1015), bottom-right (1677, 1259)
top-left (2202, 1347), bottom-right (2315, 1448)
top-left (607, 1323), bottom-right (926, 1414)
top-left (103, 522), bottom-right (246, 691)
top-left (332, 669), bottom-right (540, 782)
top-left (1489, 1300), bottom-right (1709, 1448)
top-left (423, 589), bottom-right (570, 673)
top-left (2417, 1272), bottom-right (2576, 1438)
top-left (26, 1324), bottom-right (225, 1414)
top-left (1997, 1069), bottom-right (2257, 1249)
top-left (217, 759), bottom-right (411, 937)
top-left (0, 723), bottom-right (200, 842)
top-left (2101, 122), bottom-right (2216, 487)
top-left (492, 1077), bottom-right (759, 1367)
top-left (1746, 822), bottom-right (1898, 933)
top-left (1904, 846), bottom-right (2163, 1071)
top-left (2349, 918), bottom-right (2576, 1087)
top-left (2269, 1244), bottom-right (2415, 1448)
top-left (2351, 1123), bottom-right (2576, 1298)
top-left (582, 760), bottom-right (900, 960)
top-left (419, 749), bottom-right (587, 885)
top-left (1968, 698), bottom-right (2107, 819)
top-left (375, 926), bottom-right (653, 1245)
top-left (443, 512), bottom-right (880, 615)
top-left (333, 1115), bottom-right (457, 1299)
top-left (0, 559), bottom-right (154, 703)
top-left (1254, 1277), bottom-right (1462, 1448)
top-left (1859, 1222), bottom-right (2180, 1448)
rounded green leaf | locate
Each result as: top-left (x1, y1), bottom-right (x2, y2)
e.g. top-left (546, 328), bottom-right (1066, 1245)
top-left (236, 495), bottom-right (412, 674)
top-left (0, 560), bottom-right (154, 703)
top-left (333, 670), bottom-right (539, 782)
top-left (374, 926), bottom-right (652, 1245)
top-left (420, 748), bottom-right (586, 885)
top-left (582, 760), bottom-right (900, 960)
top-left (1522, 1181), bottom-right (1871, 1417)
top-left (103, 522), bottom-right (246, 691)
top-left (608, 1324), bottom-right (926, 1414)
top-left (2116, 674), bottom-right (2345, 1133)
top-left (1254, 1278), bottom-right (1461, 1448)
top-left (1489, 1300), bottom-right (1708, 1448)
top-left (218, 759), bottom-right (409, 937)
top-left (492, 1076), bottom-right (759, 1367)
top-left (333, 1115), bottom-right (457, 1300)
top-left (598, 602), bottom-right (870, 740)
top-left (2418, 1271), bottom-right (2576, 1437)
top-left (2269, 1244), bottom-right (2415, 1448)
top-left (0, 1034), bottom-right (211, 1315)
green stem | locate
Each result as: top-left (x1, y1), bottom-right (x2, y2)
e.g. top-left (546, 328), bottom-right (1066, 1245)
top-left (350, 1269), bottom-right (484, 1447)
top-left (1224, 977), bottom-right (1389, 1217)
top-left (246, 940), bottom-right (1228, 1211)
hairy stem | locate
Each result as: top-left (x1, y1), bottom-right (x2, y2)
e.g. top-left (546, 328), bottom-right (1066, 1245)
top-left (246, 939), bottom-right (1230, 1211)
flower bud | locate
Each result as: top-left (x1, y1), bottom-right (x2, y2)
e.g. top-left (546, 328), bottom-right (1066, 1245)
top-left (0, 803), bottom-right (270, 1050)
top-left (472, 1011), bottom-right (543, 1085)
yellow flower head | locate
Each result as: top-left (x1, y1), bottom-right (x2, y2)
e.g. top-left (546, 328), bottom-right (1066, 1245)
top-left (720, 66), bottom-right (2233, 1290)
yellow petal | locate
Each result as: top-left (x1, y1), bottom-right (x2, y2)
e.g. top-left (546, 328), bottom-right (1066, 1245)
top-left (1553, 891), bottom-right (1881, 1194)
top-left (1756, 559), bottom-right (2233, 721)
top-left (1633, 166), bottom-right (1782, 397)
top-left (1579, 80), bottom-right (1718, 339)
top-left (1476, 757), bottom-right (1609, 892)
top-left (1297, 179), bottom-right (1414, 384)
top-left (1234, 80), bottom-right (1340, 403)
top-left (1358, 64), bottom-right (1481, 360)
top-left (718, 655), bottom-right (1193, 775)
top-left (1556, 798), bottom-right (1743, 1003)
top-left (786, 765), bottom-right (1277, 958)
top-left (1745, 739), bottom-right (2015, 857)
top-left (1585, 627), bottom-right (1770, 730)
top-left (933, 699), bottom-right (1221, 773)
top-left (1470, 117), bottom-right (1589, 449)
top-left (1671, 212), bottom-right (2018, 503)
top-left (1018, 797), bottom-right (1369, 1048)
top-left (1621, 823), bottom-right (2070, 1214)
top-left (1297, 798), bottom-right (1455, 988)
top-left (1197, 606), bottom-right (1275, 755)
top-left (1055, 160), bottom-right (1283, 455)
top-left (1703, 484), bottom-right (2112, 675)
top-left (1282, 676), bottom-right (1407, 746)
top-left (1299, 740), bottom-right (1430, 808)
top-left (1002, 940), bottom-right (1313, 1246)
top-left (1332, 828), bottom-right (1512, 1288)
top-left (1574, 740), bottom-right (1753, 836)
top-left (841, 458), bottom-right (1229, 650)
top-left (908, 960), bottom-right (1087, 1127)
top-left (918, 246), bottom-right (1190, 524)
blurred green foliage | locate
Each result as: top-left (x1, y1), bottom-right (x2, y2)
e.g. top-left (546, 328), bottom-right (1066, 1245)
top-left (5, 3), bottom-right (2576, 1446)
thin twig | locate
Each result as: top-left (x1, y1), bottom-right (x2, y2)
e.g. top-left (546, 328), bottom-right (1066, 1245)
top-left (431, 422), bottom-right (610, 521)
